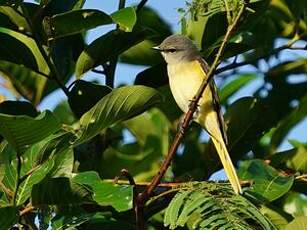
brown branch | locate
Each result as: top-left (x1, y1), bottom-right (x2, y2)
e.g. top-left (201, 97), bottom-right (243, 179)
top-left (135, 3), bottom-right (247, 229)
top-left (20, 203), bottom-right (35, 216)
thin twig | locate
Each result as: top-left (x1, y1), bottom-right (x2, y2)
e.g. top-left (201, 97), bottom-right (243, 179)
top-left (20, 203), bottom-right (35, 216)
top-left (136, 0), bottom-right (149, 12)
top-left (215, 33), bottom-right (307, 74)
top-left (13, 154), bottom-right (22, 206)
top-left (20, 4), bottom-right (69, 97)
top-left (135, 3), bottom-right (247, 229)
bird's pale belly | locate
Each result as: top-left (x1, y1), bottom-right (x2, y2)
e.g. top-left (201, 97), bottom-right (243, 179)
top-left (167, 61), bottom-right (211, 114)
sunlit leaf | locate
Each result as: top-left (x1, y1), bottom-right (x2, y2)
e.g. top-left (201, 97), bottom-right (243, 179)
top-left (74, 85), bottom-right (162, 145)
top-left (111, 7), bottom-right (136, 32)
top-left (284, 216), bottom-right (307, 230)
top-left (238, 159), bottom-right (294, 202)
top-left (75, 29), bottom-right (146, 78)
top-left (0, 110), bottom-right (61, 153)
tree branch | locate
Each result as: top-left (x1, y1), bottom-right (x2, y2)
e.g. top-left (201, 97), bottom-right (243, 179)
top-left (135, 3), bottom-right (247, 229)
top-left (215, 33), bottom-right (307, 75)
top-left (20, 4), bottom-right (69, 97)
top-left (136, 0), bottom-right (149, 12)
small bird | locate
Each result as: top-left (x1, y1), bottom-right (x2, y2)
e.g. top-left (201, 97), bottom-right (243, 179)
top-left (153, 35), bottom-right (242, 194)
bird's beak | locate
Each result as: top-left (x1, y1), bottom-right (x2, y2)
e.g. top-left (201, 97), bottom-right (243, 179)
top-left (151, 46), bottom-right (162, 51)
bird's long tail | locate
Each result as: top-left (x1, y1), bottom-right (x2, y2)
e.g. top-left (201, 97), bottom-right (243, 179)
top-left (211, 138), bottom-right (242, 194)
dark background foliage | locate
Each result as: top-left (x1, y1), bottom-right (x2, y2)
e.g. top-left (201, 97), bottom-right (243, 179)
top-left (0, 0), bottom-right (306, 229)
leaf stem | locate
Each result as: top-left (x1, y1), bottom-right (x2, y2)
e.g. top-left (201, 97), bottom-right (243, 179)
top-left (19, 4), bottom-right (69, 97)
top-left (13, 153), bottom-right (22, 206)
top-left (135, 3), bottom-right (247, 229)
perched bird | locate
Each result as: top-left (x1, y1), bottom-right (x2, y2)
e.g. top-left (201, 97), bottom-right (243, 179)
top-left (153, 34), bottom-right (242, 194)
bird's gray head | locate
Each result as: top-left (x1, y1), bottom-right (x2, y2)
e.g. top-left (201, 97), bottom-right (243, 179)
top-left (153, 35), bottom-right (199, 64)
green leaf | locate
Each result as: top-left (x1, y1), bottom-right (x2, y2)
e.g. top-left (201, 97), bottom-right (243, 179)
top-left (0, 5), bottom-right (29, 31)
top-left (16, 159), bottom-right (54, 205)
top-left (72, 171), bottom-right (133, 212)
top-left (120, 7), bottom-right (172, 66)
top-left (260, 205), bottom-right (291, 229)
top-left (49, 147), bottom-right (73, 178)
top-left (0, 206), bottom-right (18, 229)
top-left (0, 60), bottom-right (48, 104)
top-left (75, 29), bottom-right (146, 78)
top-left (270, 94), bottom-right (307, 150)
top-left (111, 7), bottom-right (137, 32)
top-left (52, 213), bottom-right (96, 230)
top-left (0, 110), bottom-right (61, 153)
top-left (68, 80), bottom-right (112, 118)
top-left (164, 182), bottom-right (276, 230)
top-left (271, 145), bottom-right (307, 173)
top-left (282, 192), bottom-right (307, 217)
top-left (284, 216), bottom-right (307, 230)
top-left (0, 27), bottom-right (49, 74)
top-left (74, 85), bottom-right (162, 145)
top-left (32, 177), bottom-right (89, 205)
top-left (43, 9), bottom-right (112, 39)
top-left (219, 74), bottom-right (257, 104)
top-left (92, 182), bottom-right (133, 212)
top-left (238, 159), bottom-right (294, 202)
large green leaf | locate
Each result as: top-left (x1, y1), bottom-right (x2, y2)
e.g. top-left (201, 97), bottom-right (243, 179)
top-left (120, 7), bottom-right (172, 65)
top-left (0, 110), bottom-right (61, 153)
top-left (0, 27), bottom-right (49, 74)
top-left (0, 60), bottom-right (48, 104)
top-left (52, 213), bottom-right (96, 230)
top-left (101, 109), bottom-right (170, 181)
top-left (238, 159), bottom-right (294, 202)
top-left (270, 94), bottom-right (307, 150)
top-left (16, 159), bottom-right (54, 205)
top-left (219, 74), bottom-right (258, 104)
top-left (111, 7), bottom-right (136, 32)
top-left (44, 9), bottom-right (112, 39)
top-left (282, 192), bottom-right (307, 217)
top-left (75, 29), bottom-right (146, 78)
top-left (44, 7), bottom-right (136, 39)
top-left (73, 171), bottom-right (133, 212)
top-left (49, 147), bottom-right (73, 178)
top-left (32, 177), bottom-right (89, 205)
top-left (0, 206), bottom-right (18, 229)
top-left (271, 145), bottom-right (307, 173)
top-left (74, 85), bottom-right (162, 145)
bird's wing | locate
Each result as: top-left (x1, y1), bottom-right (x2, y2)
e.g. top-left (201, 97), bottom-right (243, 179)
top-left (196, 57), bottom-right (228, 145)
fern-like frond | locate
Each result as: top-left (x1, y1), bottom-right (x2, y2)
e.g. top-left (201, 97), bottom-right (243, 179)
top-left (164, 182), bottom-right (277, 230)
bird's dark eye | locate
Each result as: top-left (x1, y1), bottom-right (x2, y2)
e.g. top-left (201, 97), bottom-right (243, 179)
top-left (168, 48), bottom-right (176, 53)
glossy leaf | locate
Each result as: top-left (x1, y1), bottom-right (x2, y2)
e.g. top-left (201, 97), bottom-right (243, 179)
top-left (75, 29), bottom-right (146, 78)
top-left (0, 60), bottom-right (48, 104)
top-left (44, 9), bottom-right (112, 39)
top-left (219, 74), bottom-right (257, 104)
top-left (73, 171), bottom-right (133, 212)
top-left (111, 7), bottom-right (136, 32)
top-left (49, 147), bottom-right (74, 177)
top-left (0, 110), bottom-right (61, 153)
top-left (52, 213), bottom-right (96, 230)
top-left (0, 27), bottom-right (49, 74)
top-left (32, 177), bottom-right (89, 205)
top-left (16, 159), bottom-right (54, 205)
top-left (271, 145), bottom-right (307, 173)
top-left (74, 85), bottom-right (162, 145)
top-left (238, 159), bottom-right (294, 202)
top-left (120, 7), bottom-right (172, 65)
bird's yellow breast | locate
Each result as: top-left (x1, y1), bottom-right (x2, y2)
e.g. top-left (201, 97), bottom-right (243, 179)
top-left (167, 60), bottom-right (211, 113)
